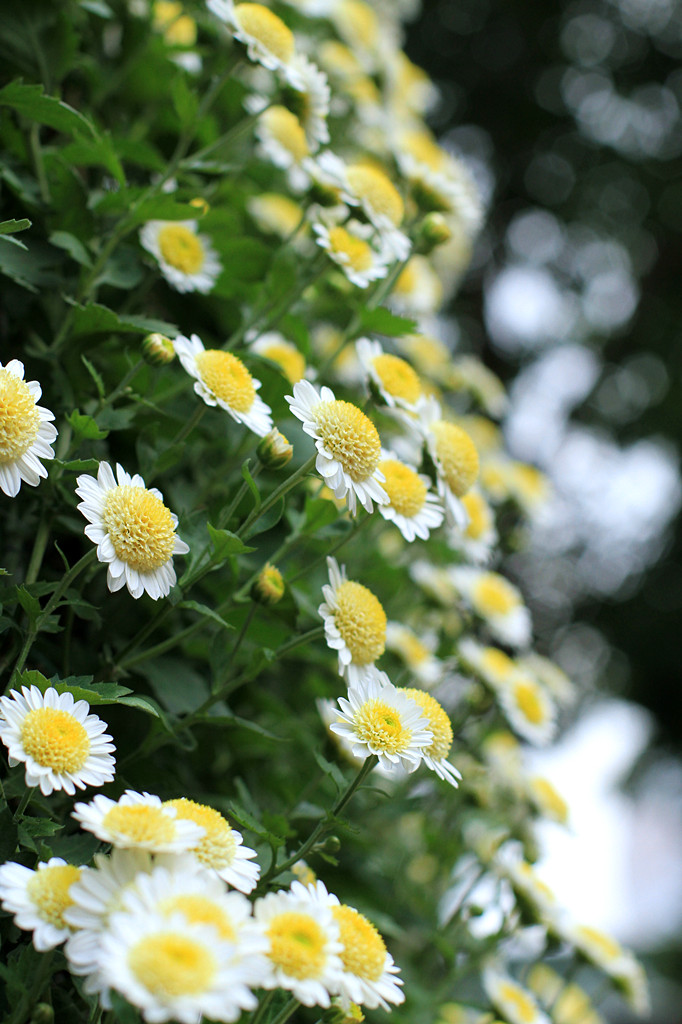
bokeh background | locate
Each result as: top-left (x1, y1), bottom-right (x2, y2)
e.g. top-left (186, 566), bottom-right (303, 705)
top-left (405, 0), bottom-right (682, 1016)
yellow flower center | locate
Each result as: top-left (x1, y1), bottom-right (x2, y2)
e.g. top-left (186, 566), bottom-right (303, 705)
top-left (235, 3), bottom-right (295, 63)
top-left (130, 932), bottom-right (217, 997)
top-left (102, 485), bottom-right (177, 574)
top-left (529, 777), bottom-right (568, 823)
top-left (512, 678), bottom-right (546, 725)
top-left (261, 106), bottom-right (309, 162)
top-left (431, 421), bottom-right (479, 497)
top-left (395, 630), bottom-right (430, 666)
top-left (577, 926), bottom-right (622, 960)
top-left (157, 224), bottom-right (205, 275)
top-left (0, 369), bottom-right (41, 464)
top-left (102, 804), bottom-right (177, 846)
top-left (346, 165), bottom-right (404, 226)
top-left (332, 905), bottom-right (386, 981)
top-left (403, 688), bottom-right (452, 760)
top-left (20, 707), bottom-right (90, 773)
top-left (401, 128), bottom-right (445, 172)
top-left (336, 0), bottom-right (378, 48)
top-left (326, 227), bottom-right (373, 273)
top-left (462, 490), bottom-right (492, 540)
top-left (354, 698), bottom-right (411, 755)
top-left (312, 399), bottom-right (382, 482)
top-left (517, 863), bottom-right (555, 903)
top-left (318, 40), bottom-right (363, 79)
top-left (267, 911), bottom-right (327, 979)
top-left (164, 798), bottom-right (237, 871)
top-left (371, 354), bottom-right (421, 404)
top-left (261, 342), bottom-right (306, 384)
top-left (472, 574), bottom-right (519, 617)
top-left (394, 261), bottom-right (418, 296)
top-left (497, 981), bottom-right (538, 1023)
top-left (481, 646), bottom-right (516, 681)
top-left (26, 864), bottom-right (81, 928)
top-left (379, 459), bottom-right (427, 518)
top-left (333, 580), bottom-right (386, 665)
top-left (154, 4), bottom-right (198, 46)
top-left (195, 350), bottom-right (256, 412)
top-left (249, 193), bottom-right (303, 236)
top-left (158, 895), bottom-right (236, 942)
top-left (511, 462), bottom-right (547, 503)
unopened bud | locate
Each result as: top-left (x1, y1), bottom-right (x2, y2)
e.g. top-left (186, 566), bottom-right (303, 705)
top-left (30, 1005), bottom-right (54, 1024)
top-left (257, 428), bottom-right (293, 470)
top-left (415, 212), bottom-right (452, 253)
top-left (323, 1000), bottom-right (365, 1024)
top-left (252, 563), bottom-right (285, 606)
top-left (190, 197), bottom-right (210, 216)
top-left (142, 333), bottom-right (175, 365)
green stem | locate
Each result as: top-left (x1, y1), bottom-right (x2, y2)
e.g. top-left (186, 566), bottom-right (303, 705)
top-left (114, 605), bottom-right (173, 670)
top-left (5, 950), bottom-right (54, 1024)
top-left (118, 617), bottom-right (207, 671)
top-left (24, 510), bottom-right (51, 586)
top-left (285, 514), bottom-right (373, 585)
top-left (30, 123), bottom-right (50, 204)
top-left (237, 456), bottom-right (316, 539)
top-left (268, 997), bottom-right (300, 1024)
top-left (147, 403), bottom-right (206, 483)
top-left (249, 991), bottom-right (276, 1024)
top-left (13, 786), bottom-right (35, 821)
top-left (97, 358), bottom-right (145, 413)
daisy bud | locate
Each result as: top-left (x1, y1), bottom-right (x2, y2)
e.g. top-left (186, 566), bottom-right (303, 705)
top-left (415, 212), bottom-right (452, 253)
top-left (190, 196), bottom-right (210, 216)
top-left (257, 428), bottom-right (293, 469)
top-left (142, 333), bottom-right (175, 366)
top-left (324, 1000), bottom-right (365, 1024)
top-left (252, 563), bottom-right (285, 606)
top-left (30, 1005), bottom-right (54, 1024)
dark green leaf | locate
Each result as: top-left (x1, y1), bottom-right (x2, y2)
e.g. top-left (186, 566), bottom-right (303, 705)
top-left (66, 409), bottom-right (109, 439)
top-left (69, 301), bottom-right (176, 339)
top-left (15, 585), bottom-right (41, 621)
top-left (207, 524), bottom-right (255, 560)
top-left (0, 82), bottom-right (97, 138)
top-left (49, 229), bottom-right (92, 267)
top-left (357, 306), bottom-right (417, 337)
top-left (178, 600), bottom-right (234, 630)
top-left (81, 354), bottom-right (105, 397)
top-left (171, 75), bottom-right (199, 126)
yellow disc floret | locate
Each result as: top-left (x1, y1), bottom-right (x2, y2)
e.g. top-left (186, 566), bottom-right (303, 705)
top-left (333, 580), bottom-right (386, 664)
top-left (431, 421), bottom-right (479, 497)
top-left (268, 912), bottom-right (327, 979)
top-left (234, 3), bottom-right (295, 63)
top-left (327, 227), bottom-right (373, 273)
top-left (512, 678), bottom-right (546, 725)
top-left (379, 460), bottom-right (427, 518)
top-left (497, 981), bottom-right (538, 1023)
top-left (130, 932), bottom-right (217, 997)
top-left (481, 646), bottom-right (516, 681)
top-left (576, 926), bottom-right (623, 961)
top-left (472, 573), bottom-right (520, 617)
top-left (261, 342), bottom-right (306, 384)
top-left (102, 485), bottom-right (177, 574)
top-left (403, 688), bottom-right (453, 761)
top-left (0, 369), bottom-right (40, 464)
top-left (346, 164), bottom-right (404, 226)
top-left (371, 355), bottom-right (421, 405)
top-left (157, 224), bottom-right (205, 275)
top-left (26, 864), bottom-right (81, 928)
top-left (261, 107), bottom-right (309, 162)
top-left (158, 895), bottom-right (236, 942)
top-left (164, 798), bottom-right (237, 871)
top-left (333, 905), bottom-right (386, 981)
top-left (195, 350), bottom-right (256, 412)
top-left (20, 708), bottom-right (90, 773)
top-left (462, 490), bottom-right (493, 540)
top-left (102, 805), bottom-right (177, 846)
top-left (313, 400), bottom-right (381, 482)
top-left (354, 698), bottom-right (411, 755)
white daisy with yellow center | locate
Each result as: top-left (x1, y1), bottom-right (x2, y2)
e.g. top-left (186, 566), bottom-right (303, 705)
top-left (208, 0), bottom-right (297, 73)
top-left (401, 687), bottom-right (461, 787)
top-left (330, 669), bottom-right (433, 773)
top-left (450, 487), bottom-right (497, 564)
top-left (483, 967), bottom-right (551, 1024)
top-left (376, 448), bottom-right (444, 542)
top-left (285, 53), bottom-right (331, 147)
top-left (0, 358), bottom-right (57, 498)
top-left (100, 908), bottom-right (249, 1024)
top-left (312, 216), bottom-right (392, 289)
top-left (498, 671), bottom-right (557, 746)
top-left (76, 461), bottom-right (190, 600)
top-left (162, 797), bottom-right (260, 893)
top-left (72, 790), bottom-right (205, 853)
top-left (451, 568), bottom-right (532, 649)
top-left (319, 557), bottom-right (387, 683)
top-left (139, 219), bottom-right (221, 294)
top-left (518, 651), bottom-right (575, 706)
top-left (457, 637), bottom-right (518, 691)
top-left (250, 331), bottom-right (307, 384)
top-left (325, 895), bottom-right (404, 1010)
top-left (493, 845), bottom-right (559, 924)
top-left (254, 881), bottom-right (344, 1006)
top-left (527, 966), bottom-right (604, 1024)
top-left (418, 398), bottom-right (480, 529)
top-left (248, 192), bottom-right (305, 238)
top-left (385, 621), bottom-right (443, 688)
top-left (396, 130), bottom-right (483, 237)
top-left (561, 923), bottom-right (650, 1015)
top-left (317, 698), bottom-right (392, 777)
top-left (256, 105), bottom-right (311, 189)
top-left (526, 775), bottom-right (569, 825)
top-left (388, 255), bottom-right (443, 316)
top-left (173, 333), bottom-right (273, 436)
top-left (287, 381), bottom-right (388, 515)
top-left (0, 857), bottom-right (82, 952)
top-left (0, 685), bottom-right (115, 797)
top-left (356, 338), bottom-right (423, 411)
top-left (409, 559), bottom-right (458, 605)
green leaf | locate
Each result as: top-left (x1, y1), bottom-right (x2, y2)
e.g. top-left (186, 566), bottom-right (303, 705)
top-left (171, 75), bottom-right (199, 126)
top-left (109, 992), bottom-right (141, 1024)
top-left (227, 802), bottom-right (281, 843)
top-left (207, 524), bottom-right (255, 561)
top-left (136, 659), bottom-right (209, 716)
top-left (0, 217), bottom-right (31, 235)
top-left (302, 496), bottom-right (342, 535)
top-left (247, 496), bottom-right (285, 538)
top-left (117, 693), bottom-right (168, 720)
top-left (178, 600), bottom-right (234, 630)
top-left (69, 300), bottom-right (177, 339)
top-left (66, 408), bottom-right (109, 440)
top-left (81, 354), bottom-right (105, 397)
top-left (312, 747), bottom-right (347, 793)
top-left (55, 457), bottom-right (100, 472)
top-left (241, 459), bottom-right (260, 510)
top-left (50, 830), bottom-right (100, 863)
top-left (49, 229), bottom-right (92, 267)
top-left (357, 306), bottom-right (417, 337)
top-left (0, 81), bottom-right (97, 138)
top-left (15, 585), bottom-right (41, 621)
top-left (219, 238), bottom-right (271, 281)
top-left (60, 134), bottom-right (125, 185)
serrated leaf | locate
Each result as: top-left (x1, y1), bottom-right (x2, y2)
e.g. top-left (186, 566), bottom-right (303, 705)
top-left (0, 82), bottom-right (97, 138)
top-left (55, 457), bottom-right (100, 472)
top-left (50, 831), bottom-right (100, 863)
top-left (207, 524), bottom-right (255, 561)
top-left (357, 305), bottom-right (417, 337)
top-left (227, 802), bottom-right (280, 843)
top-left (49, 229), bottom-right (92, 267)
top-left (60, 135), bottom-right (125, 185)
top-left (15, 585), bottom-right (41, 620)
top-left (66, 408), bottom-right (109, 439)
top-left (312, 747), bottom-right (347, 793)
top-left (19, 817), bottom-right (63, 838)
top-left (0, 217), bottom-right (31, 235)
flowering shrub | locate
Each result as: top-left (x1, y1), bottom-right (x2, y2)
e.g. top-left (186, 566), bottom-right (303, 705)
top-left (0, 1), bottom-right (649, 1023)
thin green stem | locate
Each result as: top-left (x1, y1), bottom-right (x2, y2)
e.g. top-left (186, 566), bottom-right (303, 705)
top-left (249, 991), bottom-right (276, 1024)
top-left (97, 358), bottom-right (145, 413)
top-left (118, 617), bottom-right (207, 671)
top-left (237, 456), bottom-right (316, 539)
top-left (24, 511), bottom-right (51, 586)
top-left (13, 786), bottom-right (35, 822)
top-left (268, 997), bottom-right (300, 1024)
top-left (114, 606), bottom-right (173, 670)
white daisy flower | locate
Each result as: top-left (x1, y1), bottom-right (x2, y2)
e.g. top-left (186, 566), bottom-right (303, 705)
top-left (208, 0), bottom-right (297, 72)
top-left (247, 191), bottom-right (306, 239)
top-left (376, 449), bottom-right (444, 542)
top-left (286, 380), bottom-right (388, 515)
top-left (451, 567), bottom-right (532, 649)
top-left (401, 687), bottom-right (461, 787)
top-left (312, 216), bottom-right (392, 289)
top-left (0, 359), bottom-right (57, 498)
top-left (249, 331), bottom-right (307, 384)
top-left (255, 105), bottom-right (311, 190)
top-left (173, 333), bottom-right (273, 436)
top-left (449, 487), bottom-right (498, 564)
top-left (483, 966), bottom-right (551, 1024)
top-left (330, 669), bottom-right (433, 773)
top-left (76, 461), bottom-right (190, 600)
top-left (284, 54), bottom-right (331, 147)
top-left (319, 556), bottom-right (387, 684)
top-left (72, 790), bottom-right (205, 853)
top-left (355, 338), bottom-right (423, 411)
top-left (254, 880), bottom-right (344, 1006)
top-left (100, 907), bottom-right (254, 1023)
top-left (162, 797), bottom-right (260, 893)
top-left (457, 637), bottom-right (518, 691)
top-left (0, 858), bottom-right (82, 952)
top-left (388, 255), bottom-right (443, 316)
top-left (497, 671), bottom-right (557, 747)
top-left (385, 622), bottom-right (443, 688)
top-left (409, 559), bottom-right (458, 605)
top-left (517, 651), bottom-right (576, 706)
top-left (139, 219), bottom-right (221, 294)
top-left (560, 923), bottom-right (651, 1015)
top-left (526, 775), bottom-right (569, 825)
top-left (493, 845), bottom-right (559, 925)
top-left (418, 398), bottom-right (480, 529)
top-left (0, 685), bottom-right (116, 797)
top-left (317, 698), bottom-right (392, 776)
